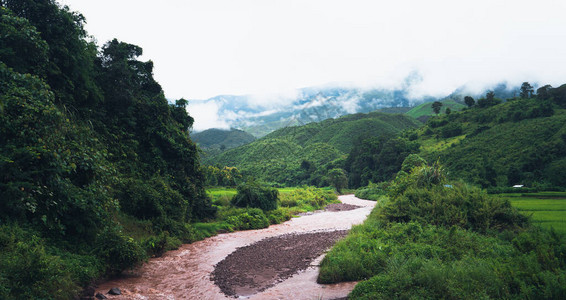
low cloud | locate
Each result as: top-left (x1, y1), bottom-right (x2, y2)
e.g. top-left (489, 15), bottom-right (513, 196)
top-left (187, 100), bottom-right (230, 132)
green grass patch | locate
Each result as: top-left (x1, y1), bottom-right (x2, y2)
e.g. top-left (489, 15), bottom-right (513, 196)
top-left (278, 186), bottom-right (339, 213)
top-left (502, 193), bottom-right (566, 234)
top-left (206, 187), bottom-right (238, 197)
top-left (406, 99), bottom-right (466, 119)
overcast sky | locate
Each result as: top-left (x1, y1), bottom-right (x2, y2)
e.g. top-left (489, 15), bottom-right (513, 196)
top-left (60, 0), bottom-right (566, 101)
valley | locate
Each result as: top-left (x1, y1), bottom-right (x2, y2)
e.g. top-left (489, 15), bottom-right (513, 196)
top-left (1, 1), bottom-right (566, 299)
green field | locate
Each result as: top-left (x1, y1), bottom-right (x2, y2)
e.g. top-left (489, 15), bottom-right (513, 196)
top-left (405, 99), bottom-right (466, 119)
top-left (501, 192), bottom-right (566, 234)
top-left (206, 187), bottom-right (238, 197)
top-left (207, 186), bottom-right (334, 195)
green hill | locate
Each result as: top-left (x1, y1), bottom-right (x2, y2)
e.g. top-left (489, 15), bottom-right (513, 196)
top-left (192, 128), bottom-right (256, 150)
top-left (411, 95), bottom-right (566, 188)
top-left (207, 112), bottom-right (421, 186)
top-left (406, 99), bottom-right (467, 119)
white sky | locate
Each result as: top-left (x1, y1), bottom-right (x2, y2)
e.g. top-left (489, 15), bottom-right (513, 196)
top-left (60, 0), bottom-right (566, 101)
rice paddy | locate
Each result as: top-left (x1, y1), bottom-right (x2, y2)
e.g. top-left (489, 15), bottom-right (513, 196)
top-left (501, 192), bottom-right (566, 234)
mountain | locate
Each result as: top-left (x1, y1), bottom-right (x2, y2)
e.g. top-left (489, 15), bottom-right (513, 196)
top-left (406, 88), bottom-right (566, 188)
top-left (192, 128), bottom-right (256, 150)
top-left (205, 112), bottom-right (421, 186)
top-left (189, 81), bottom-right (527, 137)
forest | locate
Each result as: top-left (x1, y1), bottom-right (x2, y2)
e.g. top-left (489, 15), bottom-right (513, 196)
top-left (0, 1), bottom-right (216, 298)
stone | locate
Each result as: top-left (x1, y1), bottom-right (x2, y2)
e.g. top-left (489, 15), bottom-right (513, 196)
top-left (108, 287), bottom-right (121, 295)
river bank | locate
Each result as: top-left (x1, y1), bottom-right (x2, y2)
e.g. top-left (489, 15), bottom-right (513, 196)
top-left (96, 195), bottom-right (376, 299)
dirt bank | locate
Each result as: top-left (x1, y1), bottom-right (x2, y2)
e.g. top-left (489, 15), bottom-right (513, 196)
top-left (325, 203), bottom-right (361, 212)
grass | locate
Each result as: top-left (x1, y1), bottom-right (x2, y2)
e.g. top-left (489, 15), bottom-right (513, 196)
top-left (501, 192), bottom-right (566, 234)
top-left (206, 187), bottom-right (238, 197)
top-left (405, 99), bottom-right (466, 119)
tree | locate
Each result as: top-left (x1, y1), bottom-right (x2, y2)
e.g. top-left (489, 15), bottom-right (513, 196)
top-left (477, 91), bottom-right (501, 108)
top-left (401, 154), bottom-right (427, 173)
top-left (520, 82), bottom-right (534, 99)
top-left (536, 85), bottom-right (552, 100)
top-left (432, 101), bottom-right (443, 115)
top-left (0, 8), bottom-right (48, 76)
top-left (2, 0), bottom-right (102, 108)
top-left (328, 168), bottom-right (348, 193)
top-left (231, 181), bottom-right (278, 211)
top-left (464, 96), bottom-right (475, 108)
top-left (445, 107), bottom-right (451, 115)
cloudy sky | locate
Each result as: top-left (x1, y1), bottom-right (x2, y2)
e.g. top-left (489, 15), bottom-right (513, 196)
top-left (60, 0), bottom-right (566, 103)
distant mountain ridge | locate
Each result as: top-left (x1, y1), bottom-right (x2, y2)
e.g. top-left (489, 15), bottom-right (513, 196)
top-left (189, 80), bottom-right (525, 137)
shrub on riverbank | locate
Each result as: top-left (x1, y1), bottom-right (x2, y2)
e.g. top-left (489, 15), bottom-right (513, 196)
top-left (279, 186), bottom-right (338, 212)
top-left (354, 182), bottom-right (388, 201)
top-left (231, 182), bottom-right (279, 211)
top-left (318, 164), bottom-right (566, 299)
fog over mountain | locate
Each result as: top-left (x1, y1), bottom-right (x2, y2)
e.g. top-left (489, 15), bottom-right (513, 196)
top-left (188, 74), bottom-right (525, 135)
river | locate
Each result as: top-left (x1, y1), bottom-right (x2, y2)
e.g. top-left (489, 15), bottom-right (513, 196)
top-left (96, 195), bottom-right (376, 299)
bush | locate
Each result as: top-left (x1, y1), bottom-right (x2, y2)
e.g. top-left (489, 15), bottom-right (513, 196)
top-left (267, 209), bottom-right (292, 224)
top-left (441, 123), bottom-right (463, 138)
top-left (355, 182), bottom-right (388, 201)
top-left (224, 208), bottom-right (270, 230)
top-left (142, 231), bottom-right (182, 258)
top-left (278, 187), bottom-right (338, 211)
top-left (0, 224), bottom-right (84, 299)
top-left (381, 182), bottom-right (529, 233)
top-left (93, 226), bottom-right (145, 275)
top-left (231, 182), bottom-right (278, 211)
top-left (401, 154), bottom-right (427, 173)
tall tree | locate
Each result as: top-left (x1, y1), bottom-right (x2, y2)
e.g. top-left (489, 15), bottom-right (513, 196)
top-left (464, 96), bottom-right (475, 107)
top-left (520, 82), bottom-right (534, 99)
top-left (432, 101), bottom-right (443, 114)
top-left (328, 168), bottom-right (348, 193)
top-left (536, 84), bottom-right (552, 100)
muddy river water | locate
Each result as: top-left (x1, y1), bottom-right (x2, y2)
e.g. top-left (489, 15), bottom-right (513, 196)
top-left (96, 195), bottom-right (376, 299)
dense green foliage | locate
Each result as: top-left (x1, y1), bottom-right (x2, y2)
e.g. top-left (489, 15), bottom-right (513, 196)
top-left (231, 182), bottom-right (279, 211)
top-left (0, 2), bottom-right (213, 297)
top-left (192, 128), bottom-right (256, 152)
top-left (412, 95), bottom-right (566, 189)
top-left (203, 165), bottom-right (243, 186)
top-left (355, 181), bottom-right (389, 201)
top-left (207, 112), bottom-right (420, 186)
top-left (319, 164), bottom-right (566, 299)
top-left (346, 136), bottom-right (420, 188)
